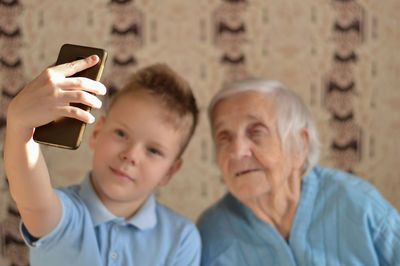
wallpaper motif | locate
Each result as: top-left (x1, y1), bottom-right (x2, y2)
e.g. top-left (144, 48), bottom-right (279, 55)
top-left (214, 0), bottom-right (249, 82)
top-left (324, 0), bottom-right (364, 172)
top-left (0, 0), bottom-right (29, 265)
top-left (106, 0), bottom-right (143, 103)
top-left (0, 0), bottom-right (399, 265)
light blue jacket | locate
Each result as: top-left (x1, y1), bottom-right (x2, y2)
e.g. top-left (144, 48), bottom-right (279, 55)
top-left (198, 166), bottom-right (400, 266)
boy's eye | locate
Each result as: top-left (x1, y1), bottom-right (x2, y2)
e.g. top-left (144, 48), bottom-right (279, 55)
top-left (148, 148), bottom-right (161, 156)
top-left (115, 129), bottom-right (126, 138)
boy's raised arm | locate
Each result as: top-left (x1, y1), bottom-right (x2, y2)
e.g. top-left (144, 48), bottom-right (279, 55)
top-left (4, 55), bottom-right (106, 238)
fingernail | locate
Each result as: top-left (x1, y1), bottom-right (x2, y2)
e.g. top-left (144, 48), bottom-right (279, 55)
top-left (89, 115), bottom-right (96, 124)
top-left (100, 85), bottom-right (107, 95)
top-left (89, 55), bottom-right (98, 62)
top-left (96, 99), bottom-right (103, 109)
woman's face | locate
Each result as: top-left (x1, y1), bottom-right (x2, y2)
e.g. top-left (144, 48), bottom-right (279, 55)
top-left (212, 91), bottom-right (303, 203)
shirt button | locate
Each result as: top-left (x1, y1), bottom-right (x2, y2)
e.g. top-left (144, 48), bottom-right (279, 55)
top-left (111, 252), bottom-right (118, 259)
top-left (114, 225), bottom-right (120, 231)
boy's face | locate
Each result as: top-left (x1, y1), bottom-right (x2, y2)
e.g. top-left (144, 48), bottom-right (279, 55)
top-left (89, 91), bottom-right (183, 215)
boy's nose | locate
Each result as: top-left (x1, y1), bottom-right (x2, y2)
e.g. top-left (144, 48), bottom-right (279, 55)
top-left (119, 144), bottom-right (140, 165)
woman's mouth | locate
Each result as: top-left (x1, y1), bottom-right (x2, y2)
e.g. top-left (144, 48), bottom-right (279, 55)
top-left (235, 169), bottom-right (261, 177)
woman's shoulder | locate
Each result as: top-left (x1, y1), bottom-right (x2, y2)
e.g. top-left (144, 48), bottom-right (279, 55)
top-left (309, 166), bottom-right (395, 222)
top-left (197, 193), bottom-right (244, 263)
top-left (197, 193), bottom-right (241, 239)
top-left (312, 166), bottom-right (383, 201)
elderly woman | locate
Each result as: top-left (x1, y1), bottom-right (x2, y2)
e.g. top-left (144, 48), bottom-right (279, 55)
top-left (197, 79), bottom-right (400, 265)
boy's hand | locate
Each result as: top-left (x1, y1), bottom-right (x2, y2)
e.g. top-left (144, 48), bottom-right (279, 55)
top-left (7, 55), bottom-right (106, 139)
top-left (4, 55), bottom-right (107, 238)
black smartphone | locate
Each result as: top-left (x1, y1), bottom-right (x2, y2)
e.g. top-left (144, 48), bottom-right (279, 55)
top-left (33, 44), bottom-right (108, 149)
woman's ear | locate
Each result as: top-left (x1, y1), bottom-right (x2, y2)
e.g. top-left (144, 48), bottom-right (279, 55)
top-left (294, 129), bottom-right (310, 170)
top-left (158, 158), bottom-right (183, 186)
top-left (89, 116), bottom-right (105, 150)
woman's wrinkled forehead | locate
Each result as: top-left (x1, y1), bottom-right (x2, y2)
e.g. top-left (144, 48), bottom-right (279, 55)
top-left (211, 90), bottom-right (277, 125)
top-left (209, 79), bottom-right (283, 115)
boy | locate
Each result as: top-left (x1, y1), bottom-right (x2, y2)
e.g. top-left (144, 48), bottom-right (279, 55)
top-left (4, 55), bottom-right (201, 265)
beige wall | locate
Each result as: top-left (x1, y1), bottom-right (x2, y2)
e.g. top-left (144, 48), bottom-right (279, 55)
top-left (1, 0), bottom-right (399, 264)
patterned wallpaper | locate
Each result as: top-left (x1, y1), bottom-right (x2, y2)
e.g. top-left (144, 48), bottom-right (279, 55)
top-left (1, 0), bottom-right (399, 264)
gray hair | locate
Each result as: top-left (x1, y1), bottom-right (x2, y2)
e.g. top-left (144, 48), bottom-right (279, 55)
top-left (208, 79), bottom-right (320, 177)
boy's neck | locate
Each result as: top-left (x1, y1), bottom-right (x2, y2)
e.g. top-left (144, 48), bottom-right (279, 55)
top-left (102, 197), bottom-right (146, 219)
top-left (89, 174), bottom-right (147, 219)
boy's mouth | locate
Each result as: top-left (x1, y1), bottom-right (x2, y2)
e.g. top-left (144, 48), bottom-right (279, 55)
top-left (110, 167), bottom-right (135, 182)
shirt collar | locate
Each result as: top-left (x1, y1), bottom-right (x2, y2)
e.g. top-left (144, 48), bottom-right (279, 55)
top-left (78, 173), bottom-right (157, 230)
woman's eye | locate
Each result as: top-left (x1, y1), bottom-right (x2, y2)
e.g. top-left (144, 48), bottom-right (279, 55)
top-left (248, 129), bottom-right (266, 142)
top-left (250, 129), bottom-right (262, 136)
top-left (249, 125), bottom-right (267, 137)
top-left (215, 132), bottom-right (230, 144)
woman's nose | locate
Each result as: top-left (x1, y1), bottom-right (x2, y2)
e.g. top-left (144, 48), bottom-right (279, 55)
top-left (231, 137), bottom-right (252, 158)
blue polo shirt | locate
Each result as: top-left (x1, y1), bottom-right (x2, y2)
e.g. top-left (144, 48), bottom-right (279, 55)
top-left (197, 166), bottom-right (400, 265)
top-left (21, 174), bottom-right (201, 266)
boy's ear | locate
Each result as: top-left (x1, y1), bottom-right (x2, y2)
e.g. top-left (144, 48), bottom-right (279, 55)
top-left (89, 116), bottom-right (105, 150)
top-left (158, 158), bottom-right (183, 186)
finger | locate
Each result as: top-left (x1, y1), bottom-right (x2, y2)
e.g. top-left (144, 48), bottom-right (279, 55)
top-left (59, 77), bottom-right (107, 95)
top-left (57, 106), bottom-right (96, 124)
top-left (62, 90), bottom-right (103, 109)
top-left (52, 55), bottom-right (99, 78)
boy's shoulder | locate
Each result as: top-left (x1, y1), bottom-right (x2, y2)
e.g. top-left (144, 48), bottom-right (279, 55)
top-left (51, 184), bottom-right (91, 220)
top-left (154, 200), bottom-right (201, 256)
top-left (155, 200), bottom-right (198, 231)
top-left (56, 184), bottom-right (85, 205)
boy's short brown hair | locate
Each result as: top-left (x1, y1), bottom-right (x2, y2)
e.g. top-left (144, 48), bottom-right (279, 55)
top-left (108, 63), bottom-right (199, 158)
